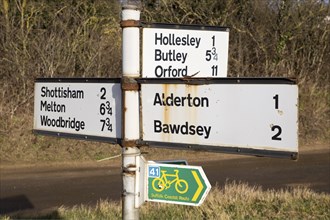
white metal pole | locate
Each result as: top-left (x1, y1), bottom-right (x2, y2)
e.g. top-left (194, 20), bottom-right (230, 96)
top-left (120, 1), bottom-right (141, 219)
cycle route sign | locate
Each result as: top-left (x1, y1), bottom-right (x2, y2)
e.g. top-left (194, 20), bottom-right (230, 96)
top-left (146, 163), bottom-right (211, 206)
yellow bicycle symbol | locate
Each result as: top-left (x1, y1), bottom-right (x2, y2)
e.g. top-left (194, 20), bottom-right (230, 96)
top-left (152, 169), bottom-right (189, 194)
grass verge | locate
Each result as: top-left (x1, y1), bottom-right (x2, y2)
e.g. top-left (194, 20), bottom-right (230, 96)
top-left (2, 183), bottom-right (329, 220)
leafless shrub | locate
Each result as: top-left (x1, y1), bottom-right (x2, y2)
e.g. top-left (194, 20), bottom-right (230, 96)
top-left (0, 0), bottom-right (121, 127)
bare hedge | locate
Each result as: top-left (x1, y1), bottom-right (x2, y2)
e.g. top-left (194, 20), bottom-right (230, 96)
top-left (0, 0), bottom-right (329, 153)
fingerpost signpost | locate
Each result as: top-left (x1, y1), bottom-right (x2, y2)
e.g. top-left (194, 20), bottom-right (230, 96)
top-left (33, 78), bottom-right (122, 143)
top-left (139, 78), bottom-right (298, 159)
top-left (142, 23), bottom-right (229, 78)
top-left (32, 1), bottom-right (299, 219)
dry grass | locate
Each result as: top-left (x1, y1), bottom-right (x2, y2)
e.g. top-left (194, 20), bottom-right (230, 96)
top-left (3, 183), bottom-right (328, 219)
top-left (139, 183), bottom-right (330, 220)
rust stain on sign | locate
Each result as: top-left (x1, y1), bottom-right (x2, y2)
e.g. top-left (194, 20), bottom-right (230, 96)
top-left (162, 83), bottom-right (170, 142)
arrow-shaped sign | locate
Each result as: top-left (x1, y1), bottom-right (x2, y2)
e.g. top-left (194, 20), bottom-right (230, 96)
top-left (146, 163), bottom-right (211, 206)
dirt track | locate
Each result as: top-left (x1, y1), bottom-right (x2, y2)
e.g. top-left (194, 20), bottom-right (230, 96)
top-left (1, 147), bottom-right (329, 217)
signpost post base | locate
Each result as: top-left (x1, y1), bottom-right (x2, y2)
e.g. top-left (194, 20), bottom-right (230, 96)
top-left (122, 145), bottom-right (140, 220)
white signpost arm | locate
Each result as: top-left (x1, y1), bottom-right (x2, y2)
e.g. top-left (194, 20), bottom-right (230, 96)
top-left (120, 1), bottom-right (141, 219)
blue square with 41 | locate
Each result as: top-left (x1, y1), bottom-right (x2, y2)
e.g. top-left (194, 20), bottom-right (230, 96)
top-left (148, 166), bottom-right (160, 178)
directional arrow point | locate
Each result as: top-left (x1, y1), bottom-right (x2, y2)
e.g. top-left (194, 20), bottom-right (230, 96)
top-left (191, 170), bottom-right (203, 202)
